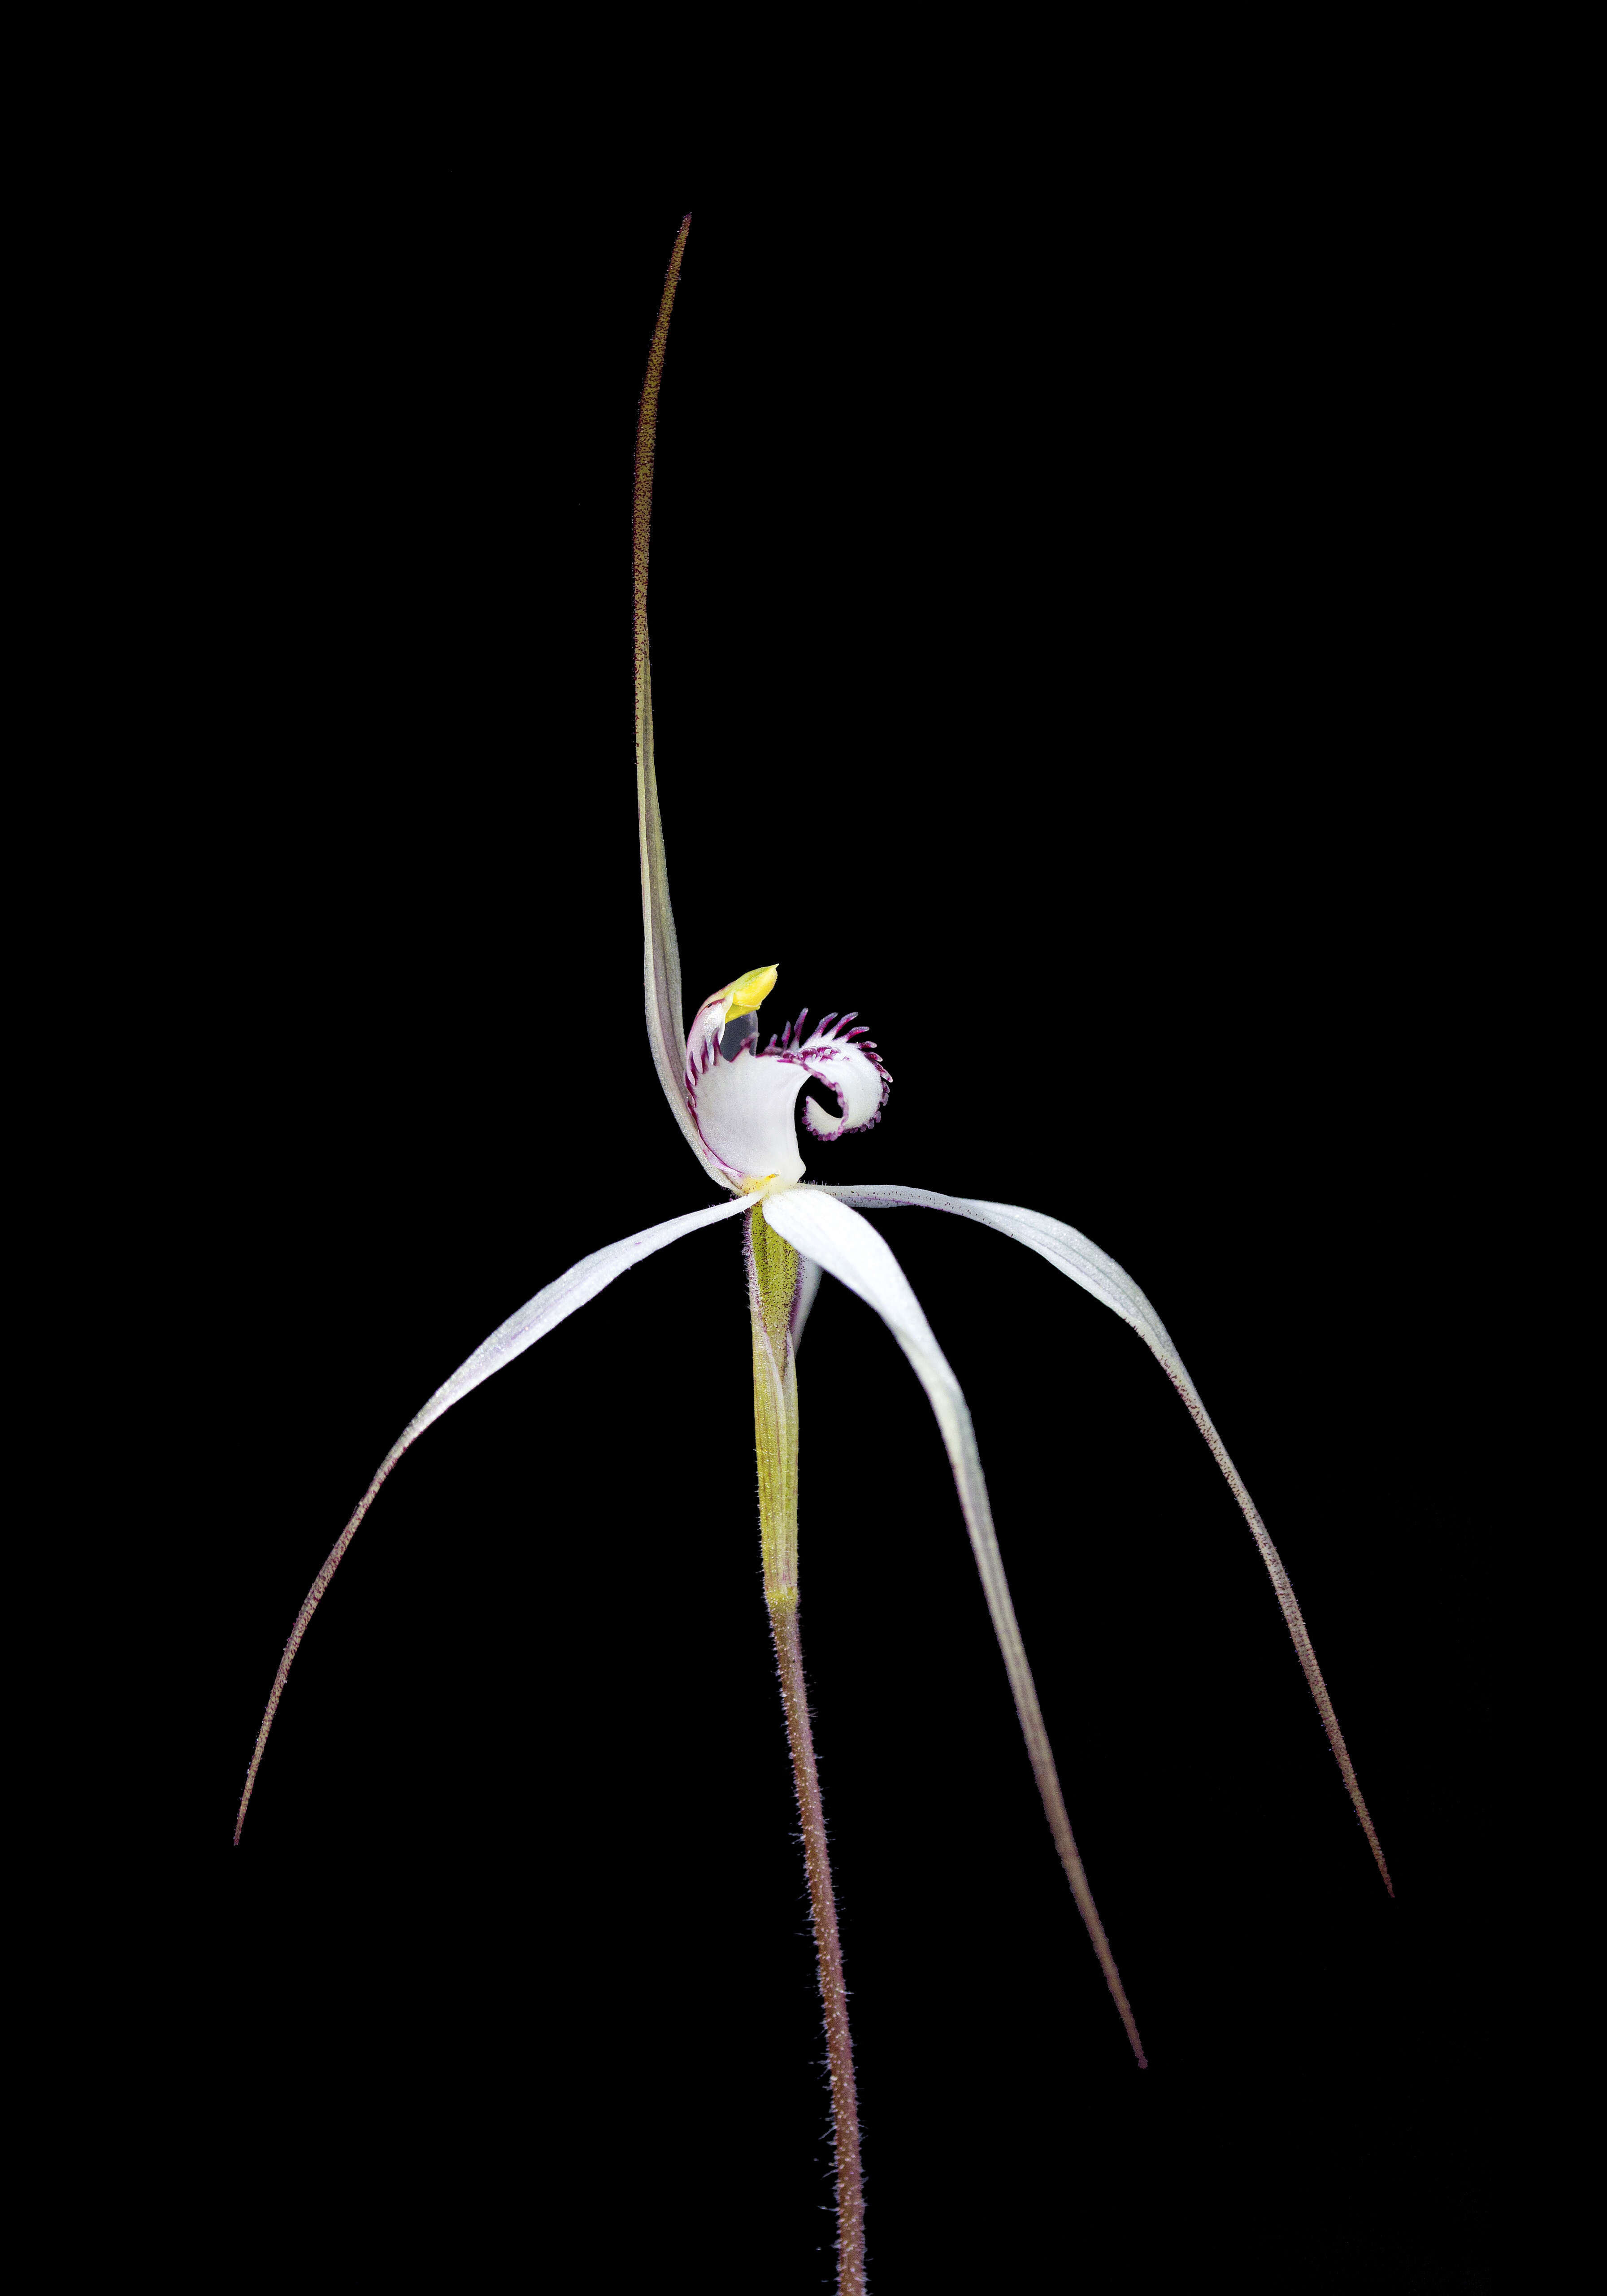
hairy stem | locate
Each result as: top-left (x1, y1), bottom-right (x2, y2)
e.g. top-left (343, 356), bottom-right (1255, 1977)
top-left (770, 1596), bottom-right (867, 2296)
top-left (747, 1206), bottom-right (866, 2293)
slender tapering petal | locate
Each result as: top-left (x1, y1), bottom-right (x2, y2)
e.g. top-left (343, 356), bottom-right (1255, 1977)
top-left (816, 1181), bottom-right (1393, 1896)
top-left (235, 1193), bottom-right (751, 1842)
top-left (760, 1183), bottom-right (1148, 2067)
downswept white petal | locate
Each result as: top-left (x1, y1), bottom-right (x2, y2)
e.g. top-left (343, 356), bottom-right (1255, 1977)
top-left (817, 1181), bottom-right (1392, 1896)
top-left (760, 1183), bottom-right (1148, 2068)
top-left (236, 1192), bottom-right (751, 1842)
top-left (393, 1195), bottom-right (751, 1444)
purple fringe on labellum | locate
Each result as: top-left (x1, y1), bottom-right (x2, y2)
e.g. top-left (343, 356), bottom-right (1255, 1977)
top-left (766, 1008), bottom-right (813, 1052)
top-left (790, 1013), bottom-right (892, 1142)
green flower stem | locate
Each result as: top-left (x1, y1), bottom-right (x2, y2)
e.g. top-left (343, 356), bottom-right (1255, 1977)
top-left (746, 1205), bottom-right (867, 2295)
top-left (747, 1203), bottom-right (800, 1608)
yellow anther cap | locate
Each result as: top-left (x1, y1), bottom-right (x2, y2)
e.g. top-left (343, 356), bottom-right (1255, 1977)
top-left (724, 964), bottom-right (779, 1019)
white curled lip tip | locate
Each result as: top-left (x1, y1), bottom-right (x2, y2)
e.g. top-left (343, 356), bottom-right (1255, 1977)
top-left (778, 1010), bottom-right (891, 1143)
top-left (684, 970), bottom-right (892, 1193)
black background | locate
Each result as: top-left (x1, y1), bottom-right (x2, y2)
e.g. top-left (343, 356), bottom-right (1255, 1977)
top-left (125, 148), bottom-right (1500, 2290)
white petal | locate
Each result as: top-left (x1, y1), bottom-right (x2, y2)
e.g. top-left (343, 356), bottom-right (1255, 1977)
top-left (816, 1183), bottom-right (1180, 1349)
top-left (815, 1181), bottom-right (1392, 1896)
top-left (403, 1194), bottom-right (752, 1441)
top-left (236, 1191), bottom-right (751, 1842)
top-left (760, 1183), bottom-right (1147, 2066)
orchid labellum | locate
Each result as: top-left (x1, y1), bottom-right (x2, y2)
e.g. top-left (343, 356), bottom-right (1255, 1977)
top-left (236, 216), bottom-right (1391, 2296)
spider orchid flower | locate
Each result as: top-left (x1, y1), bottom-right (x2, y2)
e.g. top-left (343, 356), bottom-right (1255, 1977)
top-left (236, 217), bottom-right (1389, 2296)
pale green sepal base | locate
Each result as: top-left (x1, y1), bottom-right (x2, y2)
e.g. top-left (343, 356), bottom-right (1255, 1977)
top-left (747, 1204), bottom-right (801, 1607)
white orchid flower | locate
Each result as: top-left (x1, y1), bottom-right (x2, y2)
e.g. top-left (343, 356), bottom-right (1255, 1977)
top-left (236, 217), bottom-right (1390, 2296)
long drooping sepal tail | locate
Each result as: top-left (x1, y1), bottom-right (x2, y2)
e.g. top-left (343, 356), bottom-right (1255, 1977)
top-left (817, 1181), bottom-right (1394, 1897)
top-left (234, 1193), bottom-right (751, 1843)
top-left (761, 1183), bottom-right (1150, 2069)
